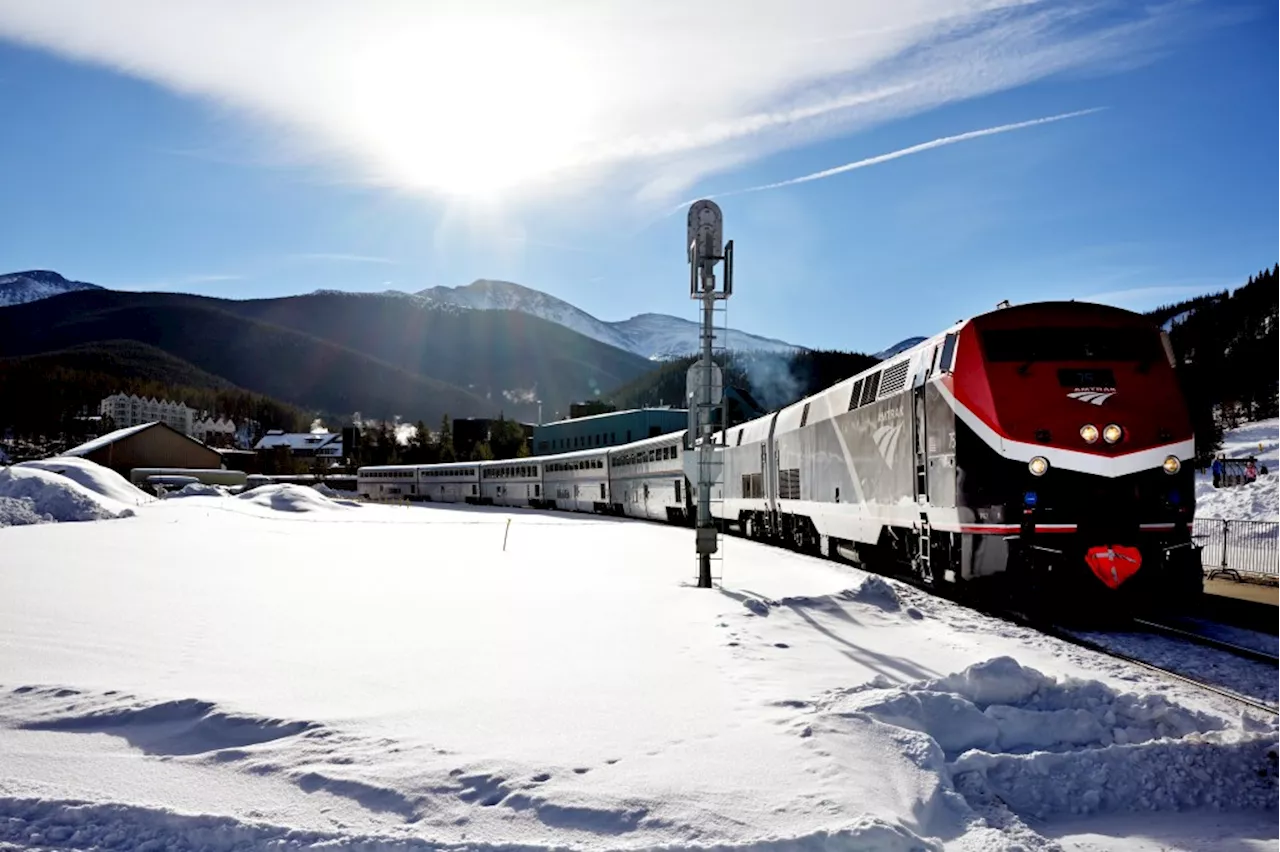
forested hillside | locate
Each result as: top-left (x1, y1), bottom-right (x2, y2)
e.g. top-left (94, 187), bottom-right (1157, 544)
top-left (0, 341), bottom-right (310, 437)
top-left (1154, 264), bottom-right (1278, 461)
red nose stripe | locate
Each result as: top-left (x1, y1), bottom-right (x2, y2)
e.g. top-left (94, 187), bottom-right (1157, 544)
top-left (1085, 545), bottom-right (1143, 589)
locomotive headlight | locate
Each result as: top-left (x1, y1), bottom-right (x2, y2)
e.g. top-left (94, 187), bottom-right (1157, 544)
top-left (1080, 424), bottom-right (1099, 444)
top-left (1162, 455), bottom-right (1181, 475)
top-left (1103, 424), bottom-right (1123, 444)
top-left (1029, 456), bottom-right (1050, 476)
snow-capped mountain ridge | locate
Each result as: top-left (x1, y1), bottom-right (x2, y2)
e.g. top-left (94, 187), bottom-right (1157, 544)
top-left (0, 270), bottom-right (103, 307)
top-left (414, 279), bottom-right (804, 360)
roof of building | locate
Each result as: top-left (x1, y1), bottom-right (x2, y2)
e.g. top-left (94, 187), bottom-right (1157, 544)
top-left (63, 421), bottom-right (217, 459)
top-left (63, 421), bottom-right (160, 457)
top-left (536, 407), bottom-right (687, 428)
top-left (253, 431), bottom-right (342, 451)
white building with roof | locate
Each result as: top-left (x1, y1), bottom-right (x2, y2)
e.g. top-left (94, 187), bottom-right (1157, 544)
top-left (253, 430), bottom-right (343, 460)
top-left (100, 393), bottom-right (194, 436)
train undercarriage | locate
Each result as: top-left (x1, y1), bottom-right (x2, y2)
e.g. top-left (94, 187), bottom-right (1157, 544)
top-left (725, 507), bottom-right (1204, 625)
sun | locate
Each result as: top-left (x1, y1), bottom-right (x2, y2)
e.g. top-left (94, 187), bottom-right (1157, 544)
top-left (341, 19), bottom-right (601, 203)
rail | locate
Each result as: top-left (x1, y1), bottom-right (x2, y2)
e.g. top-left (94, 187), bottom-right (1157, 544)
top-left (1194, 518), bottom-right (1278, 581)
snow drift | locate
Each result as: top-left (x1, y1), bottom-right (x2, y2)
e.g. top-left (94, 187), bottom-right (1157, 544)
top-left (0, 466), bottom-right (136, 526)
top-left (830, 657), bottom-right (1278, 822)
top-left (237, 483), bottom-right (352, 512)
top-left (14, 456), bottom-right (151, 506)
top-left (1196, 474), bottom-right (1279, 522)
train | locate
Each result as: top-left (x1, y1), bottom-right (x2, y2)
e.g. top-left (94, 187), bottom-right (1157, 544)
top-left (357, 300), bottom-right (1203, 612)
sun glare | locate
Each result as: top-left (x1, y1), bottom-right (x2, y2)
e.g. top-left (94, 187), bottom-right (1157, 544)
top-left (345, 19), bottom-right (601, 202)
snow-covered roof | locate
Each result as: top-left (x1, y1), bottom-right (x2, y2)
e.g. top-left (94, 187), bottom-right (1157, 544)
top-left (62, 421), bottom-right (161, 457)
top-left (253, 431), bottom-right (342, 451)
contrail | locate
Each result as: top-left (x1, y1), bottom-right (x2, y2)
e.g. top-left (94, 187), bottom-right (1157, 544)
top-left (678, 107), bottom-right (1106, 207)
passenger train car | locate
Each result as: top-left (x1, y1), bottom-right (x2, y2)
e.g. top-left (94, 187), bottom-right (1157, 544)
top-left (607, 430), bottom-right (692, 523)
top-left (356, 300), bottom-right (1201, 610)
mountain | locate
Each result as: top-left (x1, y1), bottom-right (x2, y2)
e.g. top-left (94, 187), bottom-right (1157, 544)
top-left (0, 270), bottom-right (103, 307)
top-left (414, 279), bottom-right (803, 360)
top-left (0, 287), bottom-right (656, 430)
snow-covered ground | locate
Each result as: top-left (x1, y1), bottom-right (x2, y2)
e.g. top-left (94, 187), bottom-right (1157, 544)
top-left (1195, 417), bottom-right (1279, 523)
top-left (0, 465), bottom-right (1276, 851)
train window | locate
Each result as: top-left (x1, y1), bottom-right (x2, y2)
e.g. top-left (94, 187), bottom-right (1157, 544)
top-left (800, 403), bottom-right (810, 428)
top-left (939, 333), bottom-right (958, 371)
top-left (848, 378), bottom-right (864, 410)
top-left (981, 327), bottom-right (1160, 363)
top-left (860, 372), bottom-right (881, 406)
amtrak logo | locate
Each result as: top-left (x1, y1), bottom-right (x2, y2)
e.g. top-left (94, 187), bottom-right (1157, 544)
top-left (873, 422), bottom-right (905, 468)
top-left (1067, 388), bottom-right (1116, 406)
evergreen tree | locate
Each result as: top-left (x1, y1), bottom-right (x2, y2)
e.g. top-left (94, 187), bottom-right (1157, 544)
top-left (439, 414), bottom-right (455, 462)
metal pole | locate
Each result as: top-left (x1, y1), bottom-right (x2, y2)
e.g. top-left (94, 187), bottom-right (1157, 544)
top-left (697, 269), bottom-right (714, 588)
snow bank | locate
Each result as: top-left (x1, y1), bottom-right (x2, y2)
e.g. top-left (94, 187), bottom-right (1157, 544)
top-left (1196, 474), bottom-right (1279, 522)
top-left (833, 657), bottom-right (1278, 822)
top-left (170, 482), bottom-right (230, 498)
top-left (237, 483), bottom-right (349, 512)
top-left (14, 456), bottom-right (151, 506)
top-left (0, 495), bottom-right (50, 527)
top-left (0, 467), bottom-right (135, 525)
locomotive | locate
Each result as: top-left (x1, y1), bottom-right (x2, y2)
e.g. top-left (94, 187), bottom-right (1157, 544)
top-left (357, 300), bottom-right (1202, 612)
top-left (703, 300), bottom-right (1201, 610)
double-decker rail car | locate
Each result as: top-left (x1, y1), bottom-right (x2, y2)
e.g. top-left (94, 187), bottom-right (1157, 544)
top-left (480, 458), bottom-right (545, 508)
top-left (416, 462), bottom-right (482, 504)
top-left (356, 464), bottom-right (420, 501)
top-left (609, 430), bottom-right (693, 523)
top-left (716, 300), bottom-right (1200, 609)
top-left (542, 447), bottom-right (612, 513)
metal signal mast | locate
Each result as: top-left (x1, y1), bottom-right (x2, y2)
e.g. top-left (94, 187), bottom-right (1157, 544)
top-left (685, 199), bottom-right (733, 589)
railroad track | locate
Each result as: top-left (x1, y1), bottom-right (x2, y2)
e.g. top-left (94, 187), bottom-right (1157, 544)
top-left (867, 569), bottom-right (1280, 716)
top-left (1131, 617), bottom-right (1280, 667)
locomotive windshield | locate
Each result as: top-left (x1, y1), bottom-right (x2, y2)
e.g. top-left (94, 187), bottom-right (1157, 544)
top-left (980, 326), bottom-right (1163, 363)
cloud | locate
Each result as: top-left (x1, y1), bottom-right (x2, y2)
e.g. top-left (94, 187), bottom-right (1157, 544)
top-left (686, 108), bottom-right (1104, 204)
top-left (0, 0), bottom-right (1191, 207)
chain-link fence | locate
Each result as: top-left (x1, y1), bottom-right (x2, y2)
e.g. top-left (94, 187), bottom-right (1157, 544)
top-left (1194, 518), bottom-right (1279, 581)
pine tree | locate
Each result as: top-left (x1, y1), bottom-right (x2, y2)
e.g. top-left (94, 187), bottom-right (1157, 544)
top-left (438, 414), bottom-right (455, 462)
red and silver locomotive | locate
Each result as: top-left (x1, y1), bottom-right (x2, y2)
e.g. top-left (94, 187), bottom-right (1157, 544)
top-left (707, 300), bottom-right (1201, 610)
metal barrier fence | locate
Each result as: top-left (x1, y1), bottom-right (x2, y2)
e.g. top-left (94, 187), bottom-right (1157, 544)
top-left (1194, 518), bottom-right (1279, 581)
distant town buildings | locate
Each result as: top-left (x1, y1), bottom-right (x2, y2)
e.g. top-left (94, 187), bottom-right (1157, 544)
top-left (192, 415), bottom-right (237, 446)
top-left (99, 393), bottom-right (194, 436)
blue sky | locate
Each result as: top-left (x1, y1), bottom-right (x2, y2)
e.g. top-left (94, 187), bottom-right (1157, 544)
top-left (0, 1), bottom-right (1275, 355)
